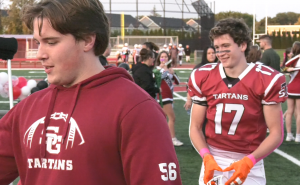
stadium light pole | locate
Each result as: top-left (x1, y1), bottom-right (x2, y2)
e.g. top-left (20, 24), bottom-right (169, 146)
top-left (265, 3), bottom-right (268, 35)
top-left (253, 5), bottom-right (256, 42)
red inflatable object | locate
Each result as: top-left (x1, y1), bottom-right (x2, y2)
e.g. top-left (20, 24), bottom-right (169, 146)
top-left (17, 77), bottom-right (27, 88)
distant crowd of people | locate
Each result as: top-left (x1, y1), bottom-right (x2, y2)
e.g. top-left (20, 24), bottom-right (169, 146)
top-left (114, 42), bottom-right (191, 67)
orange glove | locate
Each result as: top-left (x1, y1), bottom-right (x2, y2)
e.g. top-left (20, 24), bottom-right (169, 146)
top-left (223, 156), bottom-right (254, 185)
top-left (203, 154), bottom-right (223, 185)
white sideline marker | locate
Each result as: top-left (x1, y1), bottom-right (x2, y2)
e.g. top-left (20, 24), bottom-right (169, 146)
top-left (274, 149), bottom-right (300, 167)
top-left (29, 71), bottom-right (46, 74)
top-left (172, 92), bottom-right (300, 168)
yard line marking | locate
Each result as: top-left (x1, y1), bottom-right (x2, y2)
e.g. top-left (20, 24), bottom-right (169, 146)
top-left (274, 149), bottom-right (300, 167)
top-left (19, 76), bottom-right (46, 78)
top-left (173, 92), bottom-right (187, 101)
top-left (179, 71), bottom-right (190, 73)
top-left (173, 93), bottom-right (300, 168)
top-left (174, 68), bottom-right (193, 70)
top-left (29, 71), bottom-right (46, 74)
top-left (156, 97), bottom-right (183, 103)
top-left (0, 101), bottom-right (18, 103)
top-left (0, 69), bottom-right (44, 71)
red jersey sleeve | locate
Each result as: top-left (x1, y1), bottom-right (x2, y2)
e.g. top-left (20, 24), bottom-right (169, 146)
top-left (262, 72), bottom-right (288, 104)
top-left (120, 100), bottom-right (182, 185)
top-left (285, 55), bottom-right (300, 67)
top-left (188, 64), bottom-right (217, 103)
top-left (0, 107), bottom-right (19, 185)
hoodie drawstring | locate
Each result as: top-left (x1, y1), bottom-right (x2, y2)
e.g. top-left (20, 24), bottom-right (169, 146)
top-left (62, 83), bottom-right (81, 144)
top-left (40, 84), bottom-right (81, 158)
top-left (40, 87), bottom-right (58, 158)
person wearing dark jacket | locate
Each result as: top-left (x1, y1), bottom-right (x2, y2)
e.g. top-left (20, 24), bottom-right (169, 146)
top-left (133, 48), bottom-right (159, 98)
top-left (99, 43), bottom-right (111, 66)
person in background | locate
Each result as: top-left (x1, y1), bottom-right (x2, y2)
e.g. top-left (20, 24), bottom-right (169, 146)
top-left (284, 41), bottom-right (300, 143)
top-left (156, 51), bottom-right (183, 146)
top-left (99, 43), bottom-right (111, 66)
top-left (178, 44), bottom-right (185, 66)
top-left (184, 45), bottom-right (191, 63)
top-left (246, 45), bottom-right (262, 64)
top-left (132, 44), bottom-right (140, 66)
top-left (258, 35), bottom-right (280, 71)
top-left (161, 44), bottom-right (169, 53)
top-left (281, 47), bottom-right (292, 68)
top-left (143, 41), bottom-right (160, 60)
top-left (133, 48), bottom-right (159, 99)
top-left (169, 44), bottom-right (179, 67)
top-left (121, 43), bottom-right (130, 63)
top-left (168, 43), bottom-right (173, 53)
top-left (0, 0), bottom-right (182, 184)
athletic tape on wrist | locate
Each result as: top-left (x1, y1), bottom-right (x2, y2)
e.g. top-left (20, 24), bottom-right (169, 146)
top-left (199, 148), bottom-right (210, 158)
top-left (247, 154), bottom-right (257, 166)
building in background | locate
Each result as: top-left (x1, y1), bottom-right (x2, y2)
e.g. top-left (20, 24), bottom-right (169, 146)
top-left (139, 16), bottom-right (195, 33)
top-left (186, 19), bottom-right (201, 33)
top-left (106, 13), bottom-right (148, 34)
top-left (267, 25), bottom-right (300, 36)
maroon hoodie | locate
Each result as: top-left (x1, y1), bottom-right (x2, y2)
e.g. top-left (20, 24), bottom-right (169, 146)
top-left (0, 67), bottom-right (182, 185)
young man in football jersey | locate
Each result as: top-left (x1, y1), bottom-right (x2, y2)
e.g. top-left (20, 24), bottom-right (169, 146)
top-left (0, 0), bottom-right (182, 185)
top-left (188, 18), bottom-right (287, 185)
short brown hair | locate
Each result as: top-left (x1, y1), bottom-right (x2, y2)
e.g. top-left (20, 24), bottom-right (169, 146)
top-left (22, 0), bottom-right (109, 56)
top-left (246, 45), bottom-right (262, 63)
top-left (209, 18), bottom-right (252, 56)
top-left (258, 35), bottom-right (272, 44)
top-left (292, 41), bottom-right (300, 56)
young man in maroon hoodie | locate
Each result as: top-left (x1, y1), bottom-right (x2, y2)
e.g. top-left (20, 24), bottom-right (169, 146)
top-left (0, 0), bottom-right (182, 185)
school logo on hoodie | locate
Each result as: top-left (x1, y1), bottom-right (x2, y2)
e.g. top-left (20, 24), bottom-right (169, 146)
top-left (23, 112), bottom-right (85, 170)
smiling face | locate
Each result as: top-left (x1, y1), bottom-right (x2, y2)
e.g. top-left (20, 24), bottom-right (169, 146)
top-left (214, 34), bottom-right (247, 69)
top-left (34, 18), bottom-right (87, 87)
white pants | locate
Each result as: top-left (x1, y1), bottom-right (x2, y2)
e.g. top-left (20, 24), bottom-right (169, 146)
top-left (186, 56), bottom-right (190, 62)
top-left (199, 146), bottom-right (266, 185)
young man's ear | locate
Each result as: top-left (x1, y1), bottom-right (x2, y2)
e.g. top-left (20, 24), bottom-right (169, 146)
top-left (240, 42), bottom-right (247, 52)
top-left (83, 34), bottom-right (96, 52)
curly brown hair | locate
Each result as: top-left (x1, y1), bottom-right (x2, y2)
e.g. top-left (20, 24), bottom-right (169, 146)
top-left (209, 18), bottom-right (252, 56)
top-left (22, 0), bottom-right (109, 56)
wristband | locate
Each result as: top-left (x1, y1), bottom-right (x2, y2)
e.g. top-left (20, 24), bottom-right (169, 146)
top-left (247, 154), bottom-right (257, 166)
top-left (199, 148), bottom-right (210, 158)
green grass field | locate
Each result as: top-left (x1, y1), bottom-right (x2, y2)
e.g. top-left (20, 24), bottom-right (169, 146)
top-left (1, 68), bottom-right (298, 185)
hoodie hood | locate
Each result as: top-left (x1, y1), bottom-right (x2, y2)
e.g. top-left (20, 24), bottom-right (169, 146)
top-left (40, 66), bottom-right (133, 157)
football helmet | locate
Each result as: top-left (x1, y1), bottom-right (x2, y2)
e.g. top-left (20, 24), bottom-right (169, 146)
top-left (206, 175), bottom-right (228, 185)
